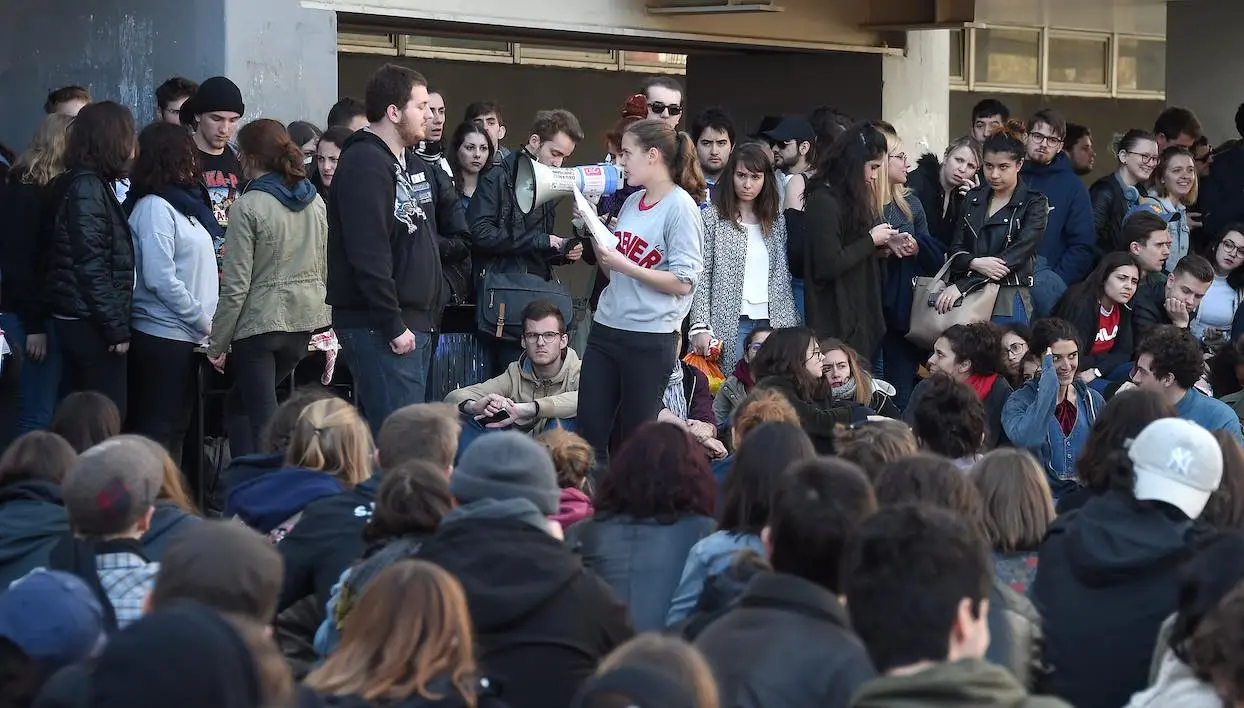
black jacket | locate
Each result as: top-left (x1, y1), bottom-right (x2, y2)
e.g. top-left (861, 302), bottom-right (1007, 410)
top-left (755, 375), bottom-right (867, 455)
top-left (694, 572), bottom-right (875, 708)
top-left (802, 184), bottom-right (886, 359)
top-left (466, 150), bottom-right (563, 281)
top-left (1130, 278), bottom-right (1189, 348)
top-left (48, 170), bottom-right (135, 344)
top-left (948, 183), bottom-right (1047, 298)
top-left (410, 150), bottom-right (475, 307)
top-left (909, 153), bottom-right (964, 249)
top-left (1033, 490), bottom-right (1197, 708)
top-left (327, 130), bottom-right (443, 339)
top-left (277, 474), bottom-right (380, 613)
top-left (416, 515), bottom-right (634, 708)
top-left (1055, 295), bottom-right (1135, 377)
top-left (1089, 172), bottom-right (1130, 255)
top-left (0, 173), bottom-right (57, 332)
top-left (1202, 145), bottom-right (1244, 238)
top-left (320, 676), bottom-right (509, 708)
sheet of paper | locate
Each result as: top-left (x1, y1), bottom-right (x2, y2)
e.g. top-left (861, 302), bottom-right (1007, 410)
top-left (573, 185), bottom-right (619, 251)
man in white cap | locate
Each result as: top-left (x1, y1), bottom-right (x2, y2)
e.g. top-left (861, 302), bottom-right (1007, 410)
top-left (1032, 417), bottom-right (1223, 708)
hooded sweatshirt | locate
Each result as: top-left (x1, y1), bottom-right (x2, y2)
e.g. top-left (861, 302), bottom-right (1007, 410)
top-left (225, 467), bottom-right (345, 535)
top-left (1020, 152), bottom-right (1096, 284)
top-left (0, 480), bottom-right (69, 588)
top-left (415, 498), bottom-right (634, 708)
top-left (1032, 490), bottom-right (1194, 708)
top-left (127, 191), bottom-right (220, 343)
top-left (139, 501), bottom-right (199, 562)
top-left (849, 659), bottom-right (1070, 708)
top-left (327, 128), bottom-right (443, 339)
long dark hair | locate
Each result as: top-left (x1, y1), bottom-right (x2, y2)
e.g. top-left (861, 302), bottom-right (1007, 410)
top-left (447, 120), bottom-right (494, 192)
top-left (811, 122), bottom-right (886, 244)
top-left (1056, 251), bottom-right (1141, 312)
top-left (1075, 389), bottom-right (1174, 491)
top-left (720, 422), bottom-right (814, 534)
top-left (750, 327), bottom-right (824, 401)
top-left (63, 101), bottom-right (136, 181)
top-left (236, 119), bottom-right (306, 187)
top-left (712, 141), bottom-right (779, 234)
top-left (130, 122), bottom-right (200, 195)
top-left (625, 118), bottom-right (707, 204)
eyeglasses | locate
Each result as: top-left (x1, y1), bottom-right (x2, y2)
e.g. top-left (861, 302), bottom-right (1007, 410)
top-left (523, 331), bottom-right (564, 344)
top-left (1029, 131), bottom-right (1064, 147)
top-left (807, 348), bottom-right (824, 362)
top-left (747, 341), bottom-right (766, 353)
top-left (649, 101), bottom-right (682, 117)
top-left (1195, 152), bottom-right (1213, 164)
top-left (890, 152), bottom-right (908, 162)
top-left (1221, 241), bottom-right (1244, 256)
top-left (1125, 150), bottom-right (1160, 165)
top-left (1005, 342), bottom-right (1028, 357)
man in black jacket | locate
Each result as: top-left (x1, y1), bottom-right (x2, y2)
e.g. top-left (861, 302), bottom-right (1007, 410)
top-left (695, 458), bottom-right (877, 708)
top-left (1130, 253), bottom-right (1213, 347)
top-left (327, 63), bottom-right (443, 435)
top-left (416, 431), bottom-right (633, 708)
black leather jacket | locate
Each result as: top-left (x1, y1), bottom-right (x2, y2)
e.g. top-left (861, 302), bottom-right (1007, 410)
top-left (947, 183), bottom-right (1048, 297)
top-left (48, 170), bottom-right (134, 344)
top-left (466, 150), bottom-right (565, 281)
top-left (1090, 172), bottom-right (1129, 254)
top-left (407, 150), bottom-right (474, 306)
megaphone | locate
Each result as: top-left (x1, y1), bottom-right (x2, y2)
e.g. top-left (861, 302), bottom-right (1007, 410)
top-left (514, 152), bottom-right (624, 214)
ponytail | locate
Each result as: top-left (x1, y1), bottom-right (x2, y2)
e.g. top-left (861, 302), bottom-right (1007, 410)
top-left (237, 118), bottom-right (308, 188)
top-left (673, 131), bottom-right (708, 204)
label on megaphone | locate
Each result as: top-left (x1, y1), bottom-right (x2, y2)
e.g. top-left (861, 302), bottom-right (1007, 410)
top-left (572, 165), bottom-right (624, 199)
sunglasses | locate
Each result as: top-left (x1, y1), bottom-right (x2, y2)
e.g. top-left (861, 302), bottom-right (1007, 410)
top-left (649, 101), bottom-right (683, 117)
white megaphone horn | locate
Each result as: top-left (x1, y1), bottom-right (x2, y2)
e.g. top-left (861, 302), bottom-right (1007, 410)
top-left (514, 152), bottom-right (625, 214)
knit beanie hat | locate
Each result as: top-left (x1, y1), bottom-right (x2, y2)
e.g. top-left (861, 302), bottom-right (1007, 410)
top-left (183, 76), bottom-right (244, 118)
top-left (451, 431), bottom-right (560, 515)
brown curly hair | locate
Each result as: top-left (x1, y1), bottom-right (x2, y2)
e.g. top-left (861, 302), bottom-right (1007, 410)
top-left (594, 422), bottom-right (715, 521)
top-left (131, 121), bottom-right (201, 193)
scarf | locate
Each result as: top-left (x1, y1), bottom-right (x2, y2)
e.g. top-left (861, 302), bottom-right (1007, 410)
top-left (416, 139), bottom-right (444, 162)
top-left (731, 358), bottom-right (756, 391)
top-left (47, 534), bottom-right (150, 633)
top-left (135, 183), bottom-right (226, 242)
top-left (966, 373), bottom-right (999, 401)
top-left (831, 376), bottom-right (858, 402)
top-left (663, 361), bottom-right (689, 421)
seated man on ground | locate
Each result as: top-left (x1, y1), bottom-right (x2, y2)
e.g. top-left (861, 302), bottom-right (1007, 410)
top-left (445, 300), bottom-right (579, 457)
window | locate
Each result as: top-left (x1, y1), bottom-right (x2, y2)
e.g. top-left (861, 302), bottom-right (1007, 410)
top-left (1117, 37), bottom-right (1165, 94)
top-left (337, 31), bottom-right (399, 56)
top-left (949, 29), bottom-right (965, 82)
top-left (974, 28), bottom-right (1040, 87)
top-left (1048, 34), bottom-right (1109, 88)
top-left (517, 44), bottom-right (617, 68)
top-left (622, 51), bottom-right (687, 73)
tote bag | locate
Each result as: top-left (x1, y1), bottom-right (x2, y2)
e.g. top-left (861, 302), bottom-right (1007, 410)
top-left (906, 252), bottom-right (999, 349)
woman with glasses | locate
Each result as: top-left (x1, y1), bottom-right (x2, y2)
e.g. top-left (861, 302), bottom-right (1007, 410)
top-left (712, 326), bottom-right (772, 431)
top-left (1090, 129), bottom-right (1159, 254)
top-left (999, 323), bottom-right (1032, 389)
top-left (1146, 146), bottom-right (1200, 267)
top-left (1191, 225), bottom-right (1244, 348)
top-left (750, 327), bottom-right (869, 454)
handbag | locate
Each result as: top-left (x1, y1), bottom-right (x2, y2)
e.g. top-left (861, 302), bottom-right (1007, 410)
top-left (476, 267), bottom-right (573, 343)
top-left (906, 252), bottom-right (1000, 349)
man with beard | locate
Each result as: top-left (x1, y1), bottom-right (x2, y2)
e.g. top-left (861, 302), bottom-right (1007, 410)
top-left (762, 116), bottom-right (815, 196)
top-left (327, 63), bottom-right (443, 435)
top-left (180, 76), bottom-right (246, 266)
top-left (690, 107), bottom-right (735, 202)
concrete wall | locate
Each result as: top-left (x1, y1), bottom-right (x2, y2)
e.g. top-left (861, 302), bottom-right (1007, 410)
top-left (1167, 0), bottom-right (1243, 144)
top-left (0, 0), bottom-right (336, 151)
top-left (949, 91), bottom-right (1165, 184)
top-left (883, 30), bottom-right (950, 159)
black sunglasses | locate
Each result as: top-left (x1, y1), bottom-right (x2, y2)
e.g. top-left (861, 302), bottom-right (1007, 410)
top-left (649, 101), bottom-right (682, 117)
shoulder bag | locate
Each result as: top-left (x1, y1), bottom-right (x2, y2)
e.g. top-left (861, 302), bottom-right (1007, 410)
top-left (906, 251), bottom-right (999, 349)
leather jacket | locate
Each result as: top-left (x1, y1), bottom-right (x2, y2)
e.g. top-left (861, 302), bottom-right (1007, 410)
top-left (48, 170), bottom-right (135, 344)
top-left (1090, 172), bottom-right (1131, 254)
top-left (947, 183), bottom-right (1048, 297)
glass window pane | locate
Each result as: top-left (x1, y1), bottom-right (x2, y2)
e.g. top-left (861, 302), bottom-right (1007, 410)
top-left (338, 31), bottom-right (397, 50)
top-left (949, 30), bottom-right (965, 80)
top-left (521, 44), bottom-right (615, 64)
top-left (1117, 37), bottom-right (1165, 93)
top-left (405, 36), bottom-right (510, 53)
top-left (974, 28), bottom-right (1039, 86)
top-left (623, 51), bottom-right (687, 70)
top-left (1049, 36), bottom-right (1108, 86)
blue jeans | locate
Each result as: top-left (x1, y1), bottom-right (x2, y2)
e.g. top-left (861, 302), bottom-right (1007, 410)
top-left (0, 313), bottom-right (63, 448)
top-left (791, 278), bottom-right (806, 324)
top-left (337, 327), bottom-right (433, 438)
top-left (735, 317), bottom-right (769, 370)
top-left (991, 292), bottom-right (1032, 327)
top-left (1030, 256), bottom-right (1068, 319)
top-left (1090, 360), bottom-right (1134, 394)
top-left (456, 414), bottom-right (575, 463)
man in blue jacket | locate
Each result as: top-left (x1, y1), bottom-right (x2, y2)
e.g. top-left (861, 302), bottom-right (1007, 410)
top-left (1020, 109), bottom-right (1096, 318)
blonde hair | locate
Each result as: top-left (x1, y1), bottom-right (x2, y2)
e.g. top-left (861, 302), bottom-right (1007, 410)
top-left (13, 113), bottom-right (74, 187)
top-left (597, 634), bottom-right (719, 708)
top-left (970, 448), bottom-right (1054, 552)
top-left (134, 437), bottom-right (199, 515)
top-left (306, 560), bottom-right (480, 706)
top-left (871, 121), bottom-right (913, 221)
top-left (538, 428), bottom-right (594, 491)
top-left (285, 398), bottom-right (375, 488)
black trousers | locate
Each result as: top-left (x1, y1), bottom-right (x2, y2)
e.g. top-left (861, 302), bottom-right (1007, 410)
top-left (223, 331), bottom-right (309, 457)
top-left (54, 318), bottom-right (128, 421)
top-left (126, 330), bottom-right (198, 469)
top-left (576, 322), bottom-right (677, 469)
top-left (0, 326), bottom-right (21, 447)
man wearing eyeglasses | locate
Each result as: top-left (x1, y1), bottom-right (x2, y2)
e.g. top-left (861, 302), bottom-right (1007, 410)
top-left (641, 76), bottom-right (684, 128)
top-left (445, 300), bottom-right (580, 458)
top-left (1020, 108), bottom-right (1096, 320)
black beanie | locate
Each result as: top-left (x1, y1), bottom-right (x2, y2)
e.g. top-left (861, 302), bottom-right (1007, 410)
top-left (184, 76), bottom-right (245, 118)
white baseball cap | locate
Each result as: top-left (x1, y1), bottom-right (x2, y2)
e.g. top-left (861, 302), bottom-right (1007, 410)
top-left (1127, 418), bottom-right (1224, 520)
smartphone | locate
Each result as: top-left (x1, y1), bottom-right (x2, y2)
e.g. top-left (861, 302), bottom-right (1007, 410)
top-left (476, 409), bottom-right (511, 425)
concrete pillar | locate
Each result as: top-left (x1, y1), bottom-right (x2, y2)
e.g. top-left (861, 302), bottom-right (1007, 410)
top-left (1166, 0), bottom-right (1243, 144)
top-left (0, 0), bottom-right (337, 150)
top-left (882, 30), bottom-right (951, 159)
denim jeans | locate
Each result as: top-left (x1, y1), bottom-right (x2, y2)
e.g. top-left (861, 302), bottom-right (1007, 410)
top-left (991, 292), bottom-right (1032, 327)
top-left (1030, 256), bottom-right (1068, 319)
top-left (455, 414), bottom-right (575, 463)
top-left (734, 317), bottom-right (769, 371)
top-left (337, 327), bottom-right (433, 438)
top-left (0, 313), bottom-right (63, 447)
top-left (791, 278), bottom-right (806, 324)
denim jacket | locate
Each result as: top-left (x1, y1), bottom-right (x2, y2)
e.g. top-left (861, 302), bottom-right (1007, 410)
top-left (665, 530), bottom-right (764, 626)
top-left (1002, 354), bottom-right (1103, 500)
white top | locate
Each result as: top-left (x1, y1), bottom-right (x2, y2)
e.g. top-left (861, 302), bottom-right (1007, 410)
top-left (740, 221), bottom-right (769, 319)
top-left (1191, 275), bottom-right (1237, 341)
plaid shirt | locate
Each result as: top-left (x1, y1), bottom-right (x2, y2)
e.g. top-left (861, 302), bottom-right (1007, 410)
top-left (97, 552), bottom-right (160, 629)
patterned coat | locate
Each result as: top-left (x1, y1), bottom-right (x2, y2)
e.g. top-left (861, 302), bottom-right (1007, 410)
top-left (690, 206), bottom-right (799, 367)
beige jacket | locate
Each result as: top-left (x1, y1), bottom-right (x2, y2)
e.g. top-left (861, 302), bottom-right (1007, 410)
top-left (208, 189), bottom-right (331, 356)
top-left (445, 349), bottom-right (581, 434)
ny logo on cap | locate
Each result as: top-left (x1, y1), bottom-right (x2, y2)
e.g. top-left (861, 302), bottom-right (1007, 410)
top-left (1168, 447), bottom-right (1194, 479)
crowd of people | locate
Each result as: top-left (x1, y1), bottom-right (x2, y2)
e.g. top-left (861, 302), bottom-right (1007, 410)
top-left (2, 60), bottom-right (1244, 708)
